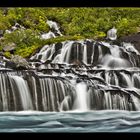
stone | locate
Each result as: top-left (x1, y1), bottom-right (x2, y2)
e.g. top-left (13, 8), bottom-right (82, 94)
top-left (5, 61), bottom-right (17, 69)
top-left (3, 43), bottom-right (16, 52)
top-left (10, 55), bottom-right (30, 69)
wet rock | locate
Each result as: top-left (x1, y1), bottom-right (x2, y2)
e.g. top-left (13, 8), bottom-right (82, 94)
top-left (10, 55), bottom-right (30, 69)
top-left (72, 59), bottom-right (83, 65)
top-left (119, 33), bottom-right (140, 53)
top-left (55, 42), bottom-right (62, 52)
top-left (5, 61), bottom-right (17, 69)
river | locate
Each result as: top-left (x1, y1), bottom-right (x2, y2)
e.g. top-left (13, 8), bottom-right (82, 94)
top-left (0, 110), bottom-right (140, 132)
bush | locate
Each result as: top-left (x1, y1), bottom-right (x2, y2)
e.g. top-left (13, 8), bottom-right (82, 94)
top-left (4, 51), bottom-right (11, 58)
top-left (0, 8), bottom-right (140, 58)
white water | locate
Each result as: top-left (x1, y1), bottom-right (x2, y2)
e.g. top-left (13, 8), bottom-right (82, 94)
top-left (47, 20), bottom-right (63, 36)
top-left (57, 41), bottom-right (74, 63)
top-left (120, 72), bottom-right (132, 88)
top-left (123, 42), bottom-right (140, 55)
top-left (30, 39), bottom-right (138, 68)
top-left (41, 31), bottom-right (56, 39)
top-left (73, 82), bottom-right (89, 111)
top-left (107, 27), bottom-right (117, 40)
top-left (0, 75), bottom-right (8, 110)
top-left (101, 54), bottom-right (131, 68)
top-left (10, 76), bottom-right (33, 110)
top-left (132, 73), bottom-right (140, 88)
top-left (40, 20), bottom-right (62, 40)
top-left (101, 44), bottom-right (131, 68)
top-left (83, 44), bottom-right (87, 64)
top-left (131, 95), bottom-right (140, 111)
top-left (1, 30), bottom-right (140, 112)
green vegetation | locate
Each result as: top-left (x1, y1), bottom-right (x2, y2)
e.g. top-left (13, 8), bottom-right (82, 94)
top-left (43, 8), bottom-right (140, 37)
top-left (0, 7), bottom-right (140, 58)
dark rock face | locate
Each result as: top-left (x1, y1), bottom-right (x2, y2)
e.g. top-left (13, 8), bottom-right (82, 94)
top-left (119, 33), bottom-right (140, 53)
top-left (5, 61), bottom-right (17, 69)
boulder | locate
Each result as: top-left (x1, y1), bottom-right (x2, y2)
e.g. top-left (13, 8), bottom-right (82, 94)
top-left (5, 61), bottom-right (17, 69)
top-left (3, 43), bottom-right (16, 52)
top-left (10, 55), bottom-right (30, 69)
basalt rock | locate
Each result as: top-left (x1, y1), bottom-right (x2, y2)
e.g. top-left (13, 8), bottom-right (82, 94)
top-left (10, 55), bottom-right (30, 69)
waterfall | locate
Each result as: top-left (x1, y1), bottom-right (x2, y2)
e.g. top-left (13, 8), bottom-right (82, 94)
top-left (98, 45), bottom-right (103, 62)
top-left (41, 31), bottom-right (56, 39)
top-left (1, 32), bottom-right (140, 112)
top-left (0, 74), bottom-right (9, 111)
top-left (10, 75), bottom-right (33, 110)
top-left (47, 20), bottom-right (63, 36)
top-left (132, 73), bottom-right (140, 88)
top-left (73, 82), bottom-right (89, 111)
top-left (30, 39), bottom-right (139, 67)
top-left (100, 44), bottom-right (132, 68)
top-left (28, 38), bottom-right (140, 111)
top-left (40, 20), bottom-right (63, 40)
top-left (130, 94), bottom-right (140, 110)
top-left (83, 44), bottom-right (87, 64)
top-left (2, 19), bottom-right (140, 112)
top-left (120, 72), bottom-right (132, 88)
top-left (107, 27), bottom-right (117, 40)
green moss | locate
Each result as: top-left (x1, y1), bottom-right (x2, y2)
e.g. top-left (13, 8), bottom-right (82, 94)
top-left (0, 46), bottom-right (3, 51)
top-left (43, 7), bottom-right (140, 38)
top-left (15, 45), bottom-right (39, 58)
top-left (4, 51), bottom-right (11, 58)
top-left (0, 8), bottom-right (140, 58)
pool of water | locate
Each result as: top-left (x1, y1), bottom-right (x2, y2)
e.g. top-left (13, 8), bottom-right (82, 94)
top-left (0, 110), bottom-right (140, 132)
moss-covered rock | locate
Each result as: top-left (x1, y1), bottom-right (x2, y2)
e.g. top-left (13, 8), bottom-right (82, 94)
top-left (10, 55), bottom-right (30, 69)
top-left (3, 42), bottom-right (16, 52)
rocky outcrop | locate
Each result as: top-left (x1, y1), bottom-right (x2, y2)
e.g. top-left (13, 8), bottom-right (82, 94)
top-left (3, 42), bottom-right (16, 52)
top-left (10, 55), bottom-right (30, 69)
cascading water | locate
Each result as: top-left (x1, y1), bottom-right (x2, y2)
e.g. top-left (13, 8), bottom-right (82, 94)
top-left (107, 27), bottom-right (117, 40)
top-left (1, 23), bottom-right (140, 112)
top-left (9, 75), bottom-right (33, 110)
top-left (73, 82), bottom-right (89, 111)
top-left (47, 20), bottom-right (63, 36)
top-left (41, 20), bottom-right (63, 40)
